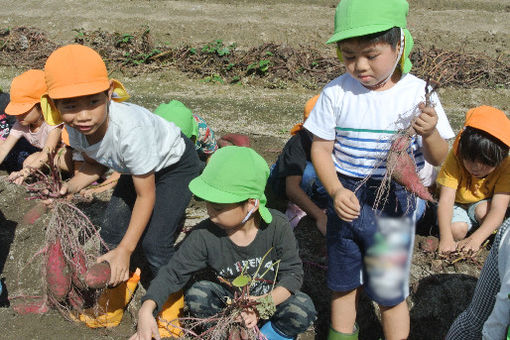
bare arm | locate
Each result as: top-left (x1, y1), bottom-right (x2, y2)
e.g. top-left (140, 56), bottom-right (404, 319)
top-left (437, 185), bottom-right (457, 253)
top-left (24, 127), bottom-right (62, 169)
top-left (458, 192), bottom-right (510, 252)
top-left (62, 153), bottom-right (108, 194)
top-left (98, 172), bottom-right (156, 286)
top-left (311, 136), bottom-right (360, 222)
top-left (285, 175), bottom-right (326, 235)
top-left (0, 133), bottom-right (20, 164)
top-left (414, 103), bottom-right (449, 166)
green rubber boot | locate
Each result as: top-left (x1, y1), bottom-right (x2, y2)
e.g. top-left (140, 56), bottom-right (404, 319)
top-left (327, 324), bottom-right (359, 340)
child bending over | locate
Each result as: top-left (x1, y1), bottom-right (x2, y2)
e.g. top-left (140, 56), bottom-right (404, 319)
top-left (304, 0), bottom-right (454, 339)
top-left (436, 106), bottom-right (510, 254)
top-left (268, 94), bottom-right (328, 234)
top-left (42, 44), bottom-right (201, 335)
top-left (131, 146), bottom-right (316, 340)
top-left (0, 70), bottom-right (70, 184)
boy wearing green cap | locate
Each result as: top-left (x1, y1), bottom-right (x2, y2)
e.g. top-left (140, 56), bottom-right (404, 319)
top-left (131, 146), bottom-right (316, 340)
top-left (303, 0), bottom-right (455, 339)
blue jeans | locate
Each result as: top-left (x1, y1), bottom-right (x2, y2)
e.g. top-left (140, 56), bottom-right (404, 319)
top-left (101, 135), bottom-right (201, 276)
top-left (185, 280), bottom-right (317, 338)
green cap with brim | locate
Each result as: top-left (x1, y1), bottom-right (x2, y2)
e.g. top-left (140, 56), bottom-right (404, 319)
top-left (189, 146), bottom-right (272, 224)
top-left (327, 0), bottom-right (414, 74)
top-left (154, 100), bottom-right (198, 138)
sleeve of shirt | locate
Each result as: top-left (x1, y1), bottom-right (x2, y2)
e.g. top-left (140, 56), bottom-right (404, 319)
top-left (272, 211), bottom-right (304, 294)
top-left (142, 224), bottom-right (209, 316)
top-left (494, 158), bottom-right (510, 194)
top-left (435, 149), bottom-right (461, 190)
top-left (278, 134), bottom-right (308, 178)
top-left (7, 121), bottom-right (24, 139)
top-left (430, 92), bottom-right (455, 140)
top-left (303, 90), bottom-right (337, 141)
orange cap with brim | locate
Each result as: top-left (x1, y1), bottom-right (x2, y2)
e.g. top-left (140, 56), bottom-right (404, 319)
top-left (290, 94), bottom-right (319, 135)
top-left (453, 105), bottom-right (510, 153)
top-left (5, 69), bottom-right (47, 115)
top-left (41, 44), bottom-right (130, 126)
top-left (44, 44), bottom-right (110, 99)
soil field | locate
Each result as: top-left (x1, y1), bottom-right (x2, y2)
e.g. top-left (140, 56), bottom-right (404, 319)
top-left (0, 0), bottom-right (508, 339)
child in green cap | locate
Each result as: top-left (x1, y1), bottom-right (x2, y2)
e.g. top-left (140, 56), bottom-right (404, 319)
top-left (303, 0), bottom-right (455, 339)
top-left (154, 100), bottom-right (218, 163)
top-left (130, 146), bottom-right (317, 340)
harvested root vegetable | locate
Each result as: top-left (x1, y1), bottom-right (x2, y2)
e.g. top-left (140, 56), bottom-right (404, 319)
top-left (70, 252), bottom-right (87, 290)
top-left (11, 298), bottom-right (49, 315)
top-left (85, 262), bottom-right (111, 289)
top-left (388, 135), bottom-right (435, 202)
top-left (67, 287), bottom-right (85, 311)
top-left (22, 202), bottom-right (48, 225)
top-left (217, 133), bottom-right (251, 147)
top-left (46, 239), bottom-right (71, 301)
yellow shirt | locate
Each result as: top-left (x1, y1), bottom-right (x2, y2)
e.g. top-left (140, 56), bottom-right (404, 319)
top-left (436, 149), bottom-right (510, 204)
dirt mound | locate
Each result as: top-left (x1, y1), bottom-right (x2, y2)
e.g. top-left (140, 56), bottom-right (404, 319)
top-left (0, 26), bottom-right (508, 90)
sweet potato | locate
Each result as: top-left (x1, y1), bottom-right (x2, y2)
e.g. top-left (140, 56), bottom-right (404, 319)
top-left (46, 239), bottom-right (71, 301)
top-left (12, 298), bottom-right (49, 315)
top-left (388, 135), bottom-right (435, 202)
top-left (85, 262), bottom-right (111, 289)
top-left (70, 251), bottom-right (87, 290)
top-left (22, 202), bottom-right (48, 225)
top-left (217, 133), bottom-right (251, 148)
top-left (67, 287), bottom-right (85, 311)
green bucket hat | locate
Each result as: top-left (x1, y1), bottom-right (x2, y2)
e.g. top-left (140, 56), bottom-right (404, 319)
top-left (154, 100), bottom-right (198, 138)
top-left (327, 0), bottom-right (414, 74)
top-left (189, 146), bottom-right (272, 224)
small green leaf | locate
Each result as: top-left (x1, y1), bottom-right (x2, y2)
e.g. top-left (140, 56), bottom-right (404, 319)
top-left (232, 274), bottom-right (251, 287)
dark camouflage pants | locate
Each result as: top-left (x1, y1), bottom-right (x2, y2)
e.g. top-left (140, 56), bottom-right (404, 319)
top-left (185, 280), bottom-right (317, 338)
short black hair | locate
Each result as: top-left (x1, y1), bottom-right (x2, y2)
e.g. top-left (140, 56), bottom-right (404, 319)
top-left (458, 126), bottom-right (509, 167)
top-left (338, 27), bottom-right (401, 50)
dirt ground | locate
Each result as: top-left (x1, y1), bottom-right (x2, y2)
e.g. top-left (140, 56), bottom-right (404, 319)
top-left (0, 0), bottom-right (509, 339)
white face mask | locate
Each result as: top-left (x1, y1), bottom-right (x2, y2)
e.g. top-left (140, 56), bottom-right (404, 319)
top-left (241, 199), bottom-right (259, 224)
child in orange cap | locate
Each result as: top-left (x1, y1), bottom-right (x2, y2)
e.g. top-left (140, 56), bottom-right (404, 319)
top-left (267, 95), bottom-right (328, 235)
top-left (0, 69), bottom-right (70, 184)
top-left (436, 106), bottom-right (510, 254)
top-left (42, 44), bottom-right (201, 333)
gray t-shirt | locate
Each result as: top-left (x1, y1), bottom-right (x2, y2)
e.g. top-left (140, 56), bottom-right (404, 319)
top-left (67, 101), bottom-right (185, 175)
top-left (142, 209), bottom-right (304, 315)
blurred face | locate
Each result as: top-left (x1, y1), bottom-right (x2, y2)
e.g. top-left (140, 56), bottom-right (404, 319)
top-left (17, 104), bottom-right (42, 127)
top-left (462, 159), bottom-right (496, 178)
top-left (338, 40), bottom-right (400, 91)
top-left (55, 87), bottom-right (112, 145)
top-left (206, 200), bottom-right (257, 231)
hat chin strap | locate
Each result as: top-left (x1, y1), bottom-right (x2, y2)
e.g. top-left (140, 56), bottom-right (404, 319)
top-left (369, 28), bottom-right (405, 90)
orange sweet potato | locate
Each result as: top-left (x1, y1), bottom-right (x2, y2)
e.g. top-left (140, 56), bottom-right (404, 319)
top-left (70, 251), bottom-right (87, 290)
top-left (22, 202), bottom-right (48, 225)
top-left (46, 239), bottom-right (71, 301)
top-left (85, 262), bottom-right (111, 289)
top-left (388, 135), bottom-right (435, 202)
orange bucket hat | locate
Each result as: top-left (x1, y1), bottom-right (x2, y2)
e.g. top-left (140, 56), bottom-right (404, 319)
top-left (42, 44), bottom-right (130, 125)
top-left (290, 94), bottom-right (319, 135)
top-left (453, 105), bottom-right (510, 152)
top-left (5, 69), bottom-right (47, 115)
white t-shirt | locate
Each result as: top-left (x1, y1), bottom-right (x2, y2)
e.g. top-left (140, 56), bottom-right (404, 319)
top-left (67, 101), bottom-right (185, 175)
top-left (9, 121), bottom-right (62, 149)
top-left (304, 73), bottom-right (455, 179)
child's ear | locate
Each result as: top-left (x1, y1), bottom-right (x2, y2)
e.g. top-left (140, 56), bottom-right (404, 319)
top-left (107, 80), bottom-right (115, 100)
top-left (247, 198), bottom-right (260, 212)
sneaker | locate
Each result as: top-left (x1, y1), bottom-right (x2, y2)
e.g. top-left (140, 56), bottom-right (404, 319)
top-left (285, 202), bottom-right (307, 229)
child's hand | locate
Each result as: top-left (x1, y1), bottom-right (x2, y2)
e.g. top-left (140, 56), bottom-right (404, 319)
top-left (413, 103), bottom-right (438, 138)
top-left (457, 236), bottom-right (482, 253)
top-left (8, 168), bottom-right (29, 185)
top-left (438, 238), bottom-right (457, 254)
top-left (332, 187), bottom-right (360, 222)
top-left (129, 301), bottom-right (160, 340)
top-left (239, 307), bottom-right (259, 329)
top-left (97, 245), bottom-right (131, 286)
